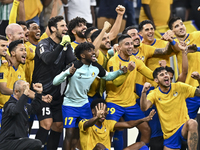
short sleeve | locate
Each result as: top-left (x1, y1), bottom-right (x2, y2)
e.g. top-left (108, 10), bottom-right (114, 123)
top-left (147, 90), bottom-right (156, 105)
top-left (177, 82), bottom-right (196, 98)
top-left (146, 44), bottom-right (156, 58)
top-left (0, 64), bottom-right (8, 83)
top-left (107, 120), bottom-right (117, 132)
top-left (78, 119), bottom-right (89, 132)
top-left (141, 0), bottom-right (151, 4)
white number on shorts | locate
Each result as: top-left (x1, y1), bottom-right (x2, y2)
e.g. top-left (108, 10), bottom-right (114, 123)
top-left (42, 107), bottom-right (51, 116)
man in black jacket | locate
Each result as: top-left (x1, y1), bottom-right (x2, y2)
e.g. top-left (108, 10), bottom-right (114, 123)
top-left (0, 80), bottom-right (52, 150)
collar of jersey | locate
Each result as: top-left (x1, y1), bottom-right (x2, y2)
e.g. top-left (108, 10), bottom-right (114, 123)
top-left (95, 124), bottom-right (102, 129)
top-left (118, 54), bottom-right (129, 62)
top-left (184, 34), bottom-right (189, 41)
top-left (159, 84), bottom-right (171, 94)
top-left (151, 39), bottom-right (156, 46)
top-left (73, 41), bottom-right (80, 44)
top-left (12, 66), bottom-right (18, 71)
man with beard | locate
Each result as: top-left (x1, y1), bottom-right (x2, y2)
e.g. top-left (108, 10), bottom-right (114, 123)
top-left (0, 35), bottom-right (9, 67)
top-left (122, 26), bottom-right (179, 98)
top-left (168, 17), bottom-right (200, 121)
top-left (68, 17), bottom-right (87, 50)
top-left (32, 16), bottom-right (76, 150)
top-left (85, 6), bottom-right (126, 104)
top-left (106, 34), bottom-right (154, 150)
top-left (53, 42), bottom-right (127, 150)
top-left (0, 40), bottom-right (27, 129)
top-left (140, 67), bottom-right (199, 150)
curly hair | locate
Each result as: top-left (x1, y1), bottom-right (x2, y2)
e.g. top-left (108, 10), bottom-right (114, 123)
top-left (74, 42), bottom-right (95, 60)
top-left (67, 17), bottom-right (87, 41)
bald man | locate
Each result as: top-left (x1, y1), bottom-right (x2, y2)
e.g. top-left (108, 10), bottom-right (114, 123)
top-left (5, 23), bottom-right (24, 44)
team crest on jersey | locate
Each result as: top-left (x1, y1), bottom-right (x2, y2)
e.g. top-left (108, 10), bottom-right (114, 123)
top-left (141, 56), bottom-right (145, 61)
top-left (173, 92), bottom-right (178, 97)
top-left (92, 72), bottom-right (95, 77)
top-left (104, 127), bottom-right (106, 132)
top-left (18, 75), bottom-right (21, 79)
top-left (185, 39), bottom-right (190, 45)
top-left (39, 44), bottom-right (44, 54)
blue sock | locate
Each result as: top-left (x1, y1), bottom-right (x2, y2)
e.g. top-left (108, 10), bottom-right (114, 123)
top-left (113, 130), bottom-right (123, 150)
top-left (139, 145), bottom-right (149, 150)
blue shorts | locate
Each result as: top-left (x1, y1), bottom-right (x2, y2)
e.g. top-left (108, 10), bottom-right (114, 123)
top-left (62, 103), bottom-right (92, 128)
top-left (186, 96), bottom-right (200, 119)
top-left (164, 124), bottom-right (186, 149)
top-left (106, 102), bottom-right (145, 121)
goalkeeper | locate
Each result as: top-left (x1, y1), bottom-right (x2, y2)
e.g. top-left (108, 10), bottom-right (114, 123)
top-left (31, 16), bottom-right (76, 150)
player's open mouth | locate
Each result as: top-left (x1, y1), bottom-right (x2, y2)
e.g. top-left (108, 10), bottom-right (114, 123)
top-left (164, 79), bottom-right (169, 84)
top-left (92, 55), bottom-right (96, 60)
top-left (22, 55), bottom-right (26, 61)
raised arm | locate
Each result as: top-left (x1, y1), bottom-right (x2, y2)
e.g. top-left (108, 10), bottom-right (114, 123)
top-left (45, 0), bottom-right (59, 37)
top-left (114, 109), bottom-right (155, 130)
top-left (176, 42), bottom-right (188, 82)
top-left (108, 5), bottom-right (125, 41)
top-left (93, 21), bottom-right (111, 58)
top-left (83, 103), bottom-right (106, 130)
top-left (9, 0), bottom-right (20, 24)
top-left (153, 30), bottom-right (181, 57)
top-left (53, 63), bottom-right (76, 86)
top-left (140, 82), bottom-right (153, 111)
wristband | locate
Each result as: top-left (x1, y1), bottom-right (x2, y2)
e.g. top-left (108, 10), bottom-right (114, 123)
top-left (197, 47), bottom-right (200, 52)
top-left (170, 40), bottom-right (176, 46)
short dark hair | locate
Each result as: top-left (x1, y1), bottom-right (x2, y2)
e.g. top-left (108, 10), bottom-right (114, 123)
top-left (26, 21), bottom-right (37, 29)
top-left (153, 67), bottom-right (166, 79)
top-left (74, 42), bottom-right (95, 60)
top-left (165, 66), bottom-right (174, 75)
top-left (85, 27), bottom-right (97, 39)
top-left (122, 26), bottom-right (137, 34)
top-left (17, 21), bottom-right (28, 27)
top-left (90, 98), bottom-right (106, 109)
top-left (0, 35), bottom-right (8, 41)
top-left (118, 34), bottom-right (131, 44)
top-left (67, 17), bottom-right (87, 40)
top-left (168, 17), bottom-right (182, 30)
top-left (9, 40), bottom-right (24, 55)
top-left (138, 20), bottom-right (155, 31)
top-left (48, 16), bottom-right (64, 34)
top-left (90, 29), bottom-right (102, 42)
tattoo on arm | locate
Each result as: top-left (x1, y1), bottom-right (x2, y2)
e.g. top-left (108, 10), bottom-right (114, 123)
top-left (154, 48), bottom-right (166, 55)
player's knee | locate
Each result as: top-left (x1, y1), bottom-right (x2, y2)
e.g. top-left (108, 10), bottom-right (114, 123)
top-left (187, 119), bottom-right (198, 131)
top-left (52, 122), bottom-right (63, 132)
top-left (66, 129), bottom-right (74, 139)
top-left (40, 119), bottom-right (53, 130)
